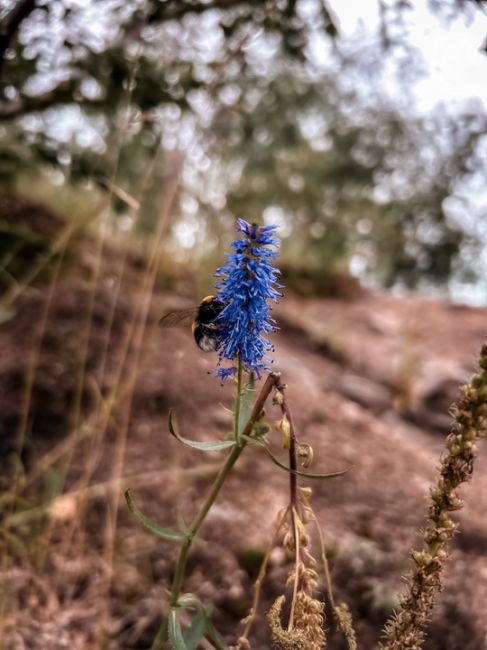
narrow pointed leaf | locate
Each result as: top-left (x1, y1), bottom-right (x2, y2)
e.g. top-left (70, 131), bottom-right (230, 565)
top-left (125, 489), bottom-right (187, 541)
top-left (168, 609), bottom-right (188, 650)
top-left (169, 411), bottom-right (235, 451)
top-left (264, 447), bottom-right (351, 479)
top-left (178, 593), bottom-right (229, 649)
top-left (241, 437), bottom-right (350, 480)
top-left (183, 611), bottom-right (207, 650)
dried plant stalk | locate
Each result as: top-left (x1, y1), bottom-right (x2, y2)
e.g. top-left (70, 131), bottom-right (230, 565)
top-left (380, 343), bottom-right (487, 649)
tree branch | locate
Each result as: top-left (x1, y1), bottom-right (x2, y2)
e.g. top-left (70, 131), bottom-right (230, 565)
top-left (0, 76), bottom-right (102, 121)
top-left (146, 0), bottom-right (245, 24)
top-left (0, 0), bottom-right (36, 75)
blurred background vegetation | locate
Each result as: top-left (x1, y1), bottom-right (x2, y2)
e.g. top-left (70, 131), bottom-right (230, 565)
top-left (1, 0), bottom-right (486, 301)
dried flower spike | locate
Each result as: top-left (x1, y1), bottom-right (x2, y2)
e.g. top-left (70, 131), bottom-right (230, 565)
top-left (268, 593), bottom-right (326, 650)
top-left (380, 343), bottom-right (487, 650)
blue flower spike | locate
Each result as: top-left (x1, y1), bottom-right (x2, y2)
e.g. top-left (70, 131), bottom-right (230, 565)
top-left (214, 219), bottom-right (281, 381)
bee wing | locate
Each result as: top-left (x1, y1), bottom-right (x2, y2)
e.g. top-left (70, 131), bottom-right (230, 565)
top-left (158, 307), bottom-right (197, 328)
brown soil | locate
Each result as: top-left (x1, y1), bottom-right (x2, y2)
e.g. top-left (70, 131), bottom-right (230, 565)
top-left (1, 201), bottom-right (486, 650)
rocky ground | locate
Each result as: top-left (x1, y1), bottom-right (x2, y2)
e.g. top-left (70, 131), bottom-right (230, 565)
top-left (0, 196), bottom-right (486, 649)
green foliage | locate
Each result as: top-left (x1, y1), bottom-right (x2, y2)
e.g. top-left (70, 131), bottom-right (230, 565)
top-left (243, 434), bottom-right (350, 480)
top-left (124, 489), bottom-right (189, 541)
top-left (168, 609), bottom-right (188, 650)
top-left (183, 610), bottom-right (207, 650)
top-left (168, 410), bottom-right (236, 451)
top-left (178, 594), bottom-right (230, 650)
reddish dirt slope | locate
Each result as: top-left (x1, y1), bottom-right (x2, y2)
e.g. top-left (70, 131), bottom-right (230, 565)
top-left (1, 238), bottom-right (486, 649)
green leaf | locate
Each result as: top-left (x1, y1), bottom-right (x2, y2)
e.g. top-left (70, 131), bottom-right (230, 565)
top-left (265, 447), bottom-right (350, 479)
top-left (169, 411), bottom-right (235, 452)
top-left (178, 593), bottom-right (203, 610)
top-left (242, 437), bottom-right (351, 480)
top-left (238, 371), bottom-right (255, 434)
top-left (184, 611), bottom-right (207, 650)
top-left (178, 594), bottom-right (230, 650)
top-left (168, 609), bottom-right (188, 650)
top-left (124, 489), bottom-right (187, 541)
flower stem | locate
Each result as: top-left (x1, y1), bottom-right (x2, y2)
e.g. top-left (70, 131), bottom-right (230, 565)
top-left (275, 379), bottom-right (302, 631)
top-left (235, 354), bottom-right (243, 445)
top-left (152, 372), bottom-right (281, 650)
top-left (276, 379), bottom-right (299, 509)
top-left (168, 444), bottom-right (243, 611)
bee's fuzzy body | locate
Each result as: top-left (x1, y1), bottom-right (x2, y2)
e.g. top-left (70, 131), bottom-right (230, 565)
top-left (192, 295), bottom-right (223, 352)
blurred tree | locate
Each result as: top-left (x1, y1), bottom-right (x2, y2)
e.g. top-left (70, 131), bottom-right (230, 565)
top-left (0, 0), bottom-right (337, 183)
top-left (215, 70), bottom-right (486, 287)
top-left (0, 0), bottom-right (485, 291)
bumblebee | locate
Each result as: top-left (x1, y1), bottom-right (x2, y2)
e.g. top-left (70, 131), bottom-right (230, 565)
top-left (158, 295), bottom-right (224, 352)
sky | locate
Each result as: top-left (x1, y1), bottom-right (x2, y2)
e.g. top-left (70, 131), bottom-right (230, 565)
top-left (328, 0), bottom-right (487, 113)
